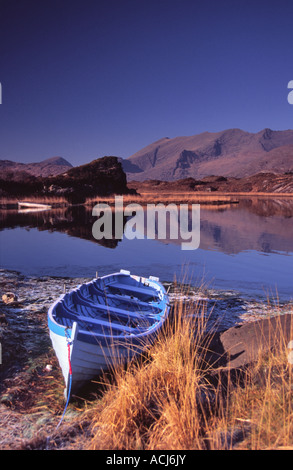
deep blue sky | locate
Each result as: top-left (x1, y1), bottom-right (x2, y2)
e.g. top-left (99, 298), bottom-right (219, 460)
top-left (0, 0), bottom-right (292, 166)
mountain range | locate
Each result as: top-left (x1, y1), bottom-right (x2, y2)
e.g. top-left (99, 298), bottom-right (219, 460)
top-left (1, 128), bottom-right (293, 186)
top-left (123, 128), bottom-right (293, 181)
top-left (0, 156), bottom-right (72, 179)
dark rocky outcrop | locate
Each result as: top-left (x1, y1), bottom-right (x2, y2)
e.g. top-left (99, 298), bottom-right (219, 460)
top-left (0, 156), bottom-right (132, 203)
top-left (43, 156), bottom-right (131, 203)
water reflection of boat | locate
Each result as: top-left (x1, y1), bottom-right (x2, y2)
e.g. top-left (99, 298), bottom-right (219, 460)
top-left (18, 208), bottom-right (52, 213)
top-left (48, 270), bottom-right (170, 398)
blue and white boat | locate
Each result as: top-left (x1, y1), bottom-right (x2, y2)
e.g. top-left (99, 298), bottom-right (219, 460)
top-left (48, 270), bottom-right (170, 399)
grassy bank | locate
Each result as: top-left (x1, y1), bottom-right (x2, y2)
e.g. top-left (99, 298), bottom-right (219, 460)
top-left (2, 191), bottom-right (293, 210)
top-left (85, 191), bottom-right (293, 208)
top-left (1, 275), bottom-right (292, 450)
top-left (86, 296), bottom-right (293, 450)
top-left (85, 192), bottom-right (240, 206)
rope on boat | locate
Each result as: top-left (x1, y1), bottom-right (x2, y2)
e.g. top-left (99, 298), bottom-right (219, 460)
top-left (56, 332), bottom-right (72, 430)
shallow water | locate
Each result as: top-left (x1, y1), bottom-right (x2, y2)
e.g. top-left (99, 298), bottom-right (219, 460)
top-left (0, 197), bottom-right (292, 301)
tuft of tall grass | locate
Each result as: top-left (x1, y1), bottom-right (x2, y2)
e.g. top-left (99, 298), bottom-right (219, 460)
top-left (87, 290), bottom-right (293, 450)
top-left (88, 288), bottom-right (217, 450)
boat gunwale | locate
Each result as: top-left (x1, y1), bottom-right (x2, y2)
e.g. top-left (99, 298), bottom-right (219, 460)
top-left (82, 280), bottom-right (161, 309)
top-left (48, 272), bottom-right (169, 341)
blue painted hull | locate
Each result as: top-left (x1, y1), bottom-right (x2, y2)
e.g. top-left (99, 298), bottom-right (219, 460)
top-left (48, 270), bottom-right (170, 398)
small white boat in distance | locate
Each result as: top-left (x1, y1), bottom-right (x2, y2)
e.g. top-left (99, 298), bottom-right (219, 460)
top-left (18, 201), bottom-right (52, 209)
top-left (48, 270), bottom-right (170, 399)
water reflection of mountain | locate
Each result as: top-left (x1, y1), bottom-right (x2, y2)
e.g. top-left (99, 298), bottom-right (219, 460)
top-left (133, 197), bottom-right (293, 254)
top-left (200, 198), bottom-right (293, 254)
top-left (0, 197), bottom-right (293, 254)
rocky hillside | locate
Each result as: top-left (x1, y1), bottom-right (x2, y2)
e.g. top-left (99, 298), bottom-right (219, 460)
top-left (44, 156), bottom-right (131, 202)
top-left (124, 128), bottom-right (293, 181)
top-left (0, 156), bottom-right (131, 203)
top-left (0, 156), bottom-right (72, 179)
top-left (128, 172), bottom-right (293, 194)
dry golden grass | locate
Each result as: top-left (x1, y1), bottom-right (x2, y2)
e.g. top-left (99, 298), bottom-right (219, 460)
top-left (85, 192), bottom-right (239, 206)
top-left (86, 291), bottom-right (293, 451)
top-left (3, 190), bottom-right (292, 209)
top-left (5, 283), bottom-right (291, 450)
top-left (86, 191), bottom-right (293, 208)
top-left (88, 292), bottom-right (215, 450)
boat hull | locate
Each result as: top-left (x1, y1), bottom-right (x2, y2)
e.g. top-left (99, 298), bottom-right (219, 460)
top-left (50, 322), bottom-right (144, 396)
top-left (48, 271), bottom-right (170, 398)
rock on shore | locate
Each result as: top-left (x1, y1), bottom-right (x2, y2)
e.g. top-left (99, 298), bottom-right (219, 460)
top-left (206, 313), bottom-right (293, 370)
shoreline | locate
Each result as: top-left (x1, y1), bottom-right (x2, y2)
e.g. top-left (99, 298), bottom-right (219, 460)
top-left (1, 191), bottom-right (293, 209)
top-left (0, 268), bottom-right (292, 449)
top-left (1, 267), bottom-right (292, 323)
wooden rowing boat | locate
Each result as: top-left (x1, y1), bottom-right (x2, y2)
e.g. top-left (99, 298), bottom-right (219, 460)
top-left (48, 270), bottom-right (170, 398)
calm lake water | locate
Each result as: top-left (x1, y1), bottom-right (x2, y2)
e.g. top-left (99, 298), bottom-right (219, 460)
top-left (0, 197), bottom-right (293, 301)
